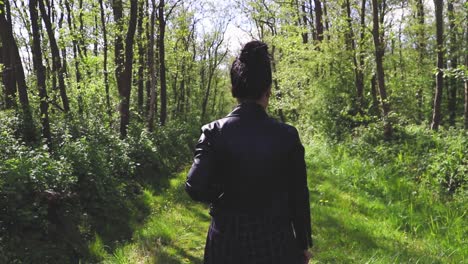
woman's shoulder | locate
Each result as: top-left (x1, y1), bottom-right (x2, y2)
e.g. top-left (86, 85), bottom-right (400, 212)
top-left (266, 117), bottom-right (300, 138)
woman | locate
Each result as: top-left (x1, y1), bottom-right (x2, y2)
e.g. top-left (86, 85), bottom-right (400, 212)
top-left (185, 40), bottom-right (313, 264)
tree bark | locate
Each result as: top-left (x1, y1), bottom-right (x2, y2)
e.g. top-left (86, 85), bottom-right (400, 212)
top-left (39, 0), bottom-right (70, 113)
top-left (65, 0), bottom-right (83, 114)
top-left (371, 0), bottom-right (393, 138)
top-left (0, 1), bottom-right (16, 109)
top-left (158, 0), bottom-right (167, 126)
top-left (98, 0), bottom-right (111, 120)
top-left (29, 0), bottom-right (52, 147)
top-left (447, 0), bottom-right (457, 126)
top-left (314, 0), bottom-right (324, 43)
top-left (415, 0), bottom-right (425, 122)
top-left (137, 0), bottom-right (145, 114)
top-left (430, 0), bottom-right (444, 130)
top-left (148, 0), bottom-right (157, 131)
top-left (344, 0), bottom-right (364, 114)
top-left (300, 1), bottom-right (308, 44)
top-left (113, 0), bottom-right (138, 138)
top-left (464, 14), bottom-right (468, 129)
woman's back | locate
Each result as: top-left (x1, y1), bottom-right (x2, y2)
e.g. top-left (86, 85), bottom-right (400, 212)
top-left (185, 40), bottom-right (312, 264)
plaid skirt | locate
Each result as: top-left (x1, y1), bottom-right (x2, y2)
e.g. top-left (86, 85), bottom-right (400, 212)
top-left (204, 213), bottom-right (304, 264)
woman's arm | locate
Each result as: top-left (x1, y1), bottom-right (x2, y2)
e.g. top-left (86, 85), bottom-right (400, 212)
top-left (185, 125), bottom-right (223, 203)
top-left (289, 128), bottom-right (313, 250)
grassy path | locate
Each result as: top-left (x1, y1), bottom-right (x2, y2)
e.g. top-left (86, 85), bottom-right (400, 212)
top-left (98, 144), bottom-right (466, 264)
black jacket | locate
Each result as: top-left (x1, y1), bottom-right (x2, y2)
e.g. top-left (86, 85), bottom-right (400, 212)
top-left (185, 102), bottom-right (313, 250)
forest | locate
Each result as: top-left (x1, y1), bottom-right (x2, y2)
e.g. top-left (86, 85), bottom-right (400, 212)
top-left (0, 0), bottom-right (467, 263)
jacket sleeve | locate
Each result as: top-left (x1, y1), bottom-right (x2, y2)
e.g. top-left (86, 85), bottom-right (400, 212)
top-left (288, 128), bottom-right (313, 249)
top-left (185, 125), bottom-right (223, 203)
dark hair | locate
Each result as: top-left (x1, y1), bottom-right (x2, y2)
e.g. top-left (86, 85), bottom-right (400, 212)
top-left (230, 40), bottom-right (272, 100)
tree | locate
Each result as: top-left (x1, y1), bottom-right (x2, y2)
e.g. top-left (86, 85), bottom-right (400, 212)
top-left (113, 0), bottom-right (138, 138)
top-left (200, 24), bottom-right (229, 121)
top-left (148, 0), bottom-right (158, 131)
top-left (38, 0), bottom-right (70, 113)
top-left (415, 0), bottom-right (426, 122)
top-left (314, 0), bottom-right (324, 43)
top-left (447, 0), bottom-right (458, 126)
top-left (29, 0), bottom-right (52, 146)
top-left (344, 0), bottom-right (365, 114)
top-left (430, 0), bottom-right (444, 130)
top-left (371, 0), bottom-right (393, 138)
top-left (0, 0), bottom-right (16, 109)
top-left (98, 0), bottom-right (111, 120)
top-left (136, 0), bottom-right (146, 114)
top-left (158, 0), bottom-right (168, 125)
top-left (0, 0), bottom-right (35, 141)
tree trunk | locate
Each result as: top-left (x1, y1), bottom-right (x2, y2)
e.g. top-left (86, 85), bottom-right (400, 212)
top-left (1, 0), bottom-right (36, 141)
top-left (137, 0), bottom-right (145, 114)
top-left (0, 19), bottom-right (16, 109)
top-left (307, 0), bottom-right (317, 42)
top-left (430, 0), bottom-right (444, 131)
top-left (416, 0), bottom-right (425, 122)
top-left (158, 0), bottom-right (167, 126)
top-left (78, 0), bottom-right (87, 57)
top-left (371, 0), bottom-right (393, 138)
top-left (300, 1), bottom-right (308, 44)
top-left (29, 0), bottom-right (52, 147)
top-left (65, 0), bottom-right (83, 114)
top-left (0, 1), bottom-right (16, 109)
top-left (113, 0), bottom-right (138, 138)
top-left (464, 16), bottom-right (468, 129)
top-left (344, 0), bottom-right (364, 114)
top-left (98, 0), bottom-right (111, 120)
top-left (322, 0), bottom-right (330, 41)
top-left (447, 0), bottom-right (457, 126)
top-left (39, 0), bottom-right (70, 113)
top-left (148, 0), bottom-right (157, 131)
top-left (314, 0), bottom-right (324, 43)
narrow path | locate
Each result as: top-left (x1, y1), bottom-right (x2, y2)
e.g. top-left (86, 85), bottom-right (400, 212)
top-left (102, 170), bottom-right (209, 264)
top-left (100, 144), bottom-right (464, 263)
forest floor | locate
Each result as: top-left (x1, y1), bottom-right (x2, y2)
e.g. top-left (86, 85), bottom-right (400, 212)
top-left (94, 143), bottom-right (465, 264)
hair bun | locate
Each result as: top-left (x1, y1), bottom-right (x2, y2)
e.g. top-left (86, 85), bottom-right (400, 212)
top-left (238, 41), bottom-right (269, 64)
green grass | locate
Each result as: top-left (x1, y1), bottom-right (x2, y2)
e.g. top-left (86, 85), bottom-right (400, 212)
top-left (94, 140), bottom-right (466, 264)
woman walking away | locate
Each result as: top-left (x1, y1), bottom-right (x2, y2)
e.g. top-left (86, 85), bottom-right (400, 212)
top-left (185, 40), bottom-right (313, 264)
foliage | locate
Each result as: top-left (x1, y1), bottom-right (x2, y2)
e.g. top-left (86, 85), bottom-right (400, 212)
top-left (0, 109), bottom-right (200, 262)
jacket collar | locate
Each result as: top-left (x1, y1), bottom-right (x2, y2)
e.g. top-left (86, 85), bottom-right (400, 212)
top-left (226, 101), bottom-right (268, 119)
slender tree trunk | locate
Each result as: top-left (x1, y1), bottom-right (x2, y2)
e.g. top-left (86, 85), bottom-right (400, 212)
top-left (431, 0), bottom-right (444, 130)
top-left (371, 0), bottom-right (392, 138)
top-left (271, 44), bottom-right (285, 122)
top-left (300, 1), bottom-right (308, 44)
top-left (29, 0), bottom-right (52, 147)
top-left (307, 0), bottom-right (317, 42)
top-left (113, 0), bottom-right (138, 138)
top-left (158, 0), bottom-right (167, 125)
top-left (39, 0), bottom-right (70, 113)
top-left (344, 0), bottom-right (363, 114)
top-left (94, 5), bottom-right (99, 56)
top-left (148, 0), bottom-right (157, 131)
top-left (1, 0), bottom-right (35, 141)
top-left (65, 0), bottom-right (83, 114)
top-left (447, 0), bottom-right (457, 126)
top-left (98, 0), bottom-right (111, 120)
top-left (0, 3), bottom-right (16, 109)
top-left (416, 0), bottom-right (425, 122)
top-left (314, 0), bottom-right (324, 43)
top-left (137, 0), bottom-right (145, 114)
top-left (322, 0), bottom-right (330, 40)
top-left (78, 0), bottom-right (87, 57)
top-left (464, 15), bottom-right (468, 129)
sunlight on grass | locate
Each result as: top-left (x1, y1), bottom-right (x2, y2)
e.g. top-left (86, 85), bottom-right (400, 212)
top-left (98, 142), bottom-right (466, 264)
